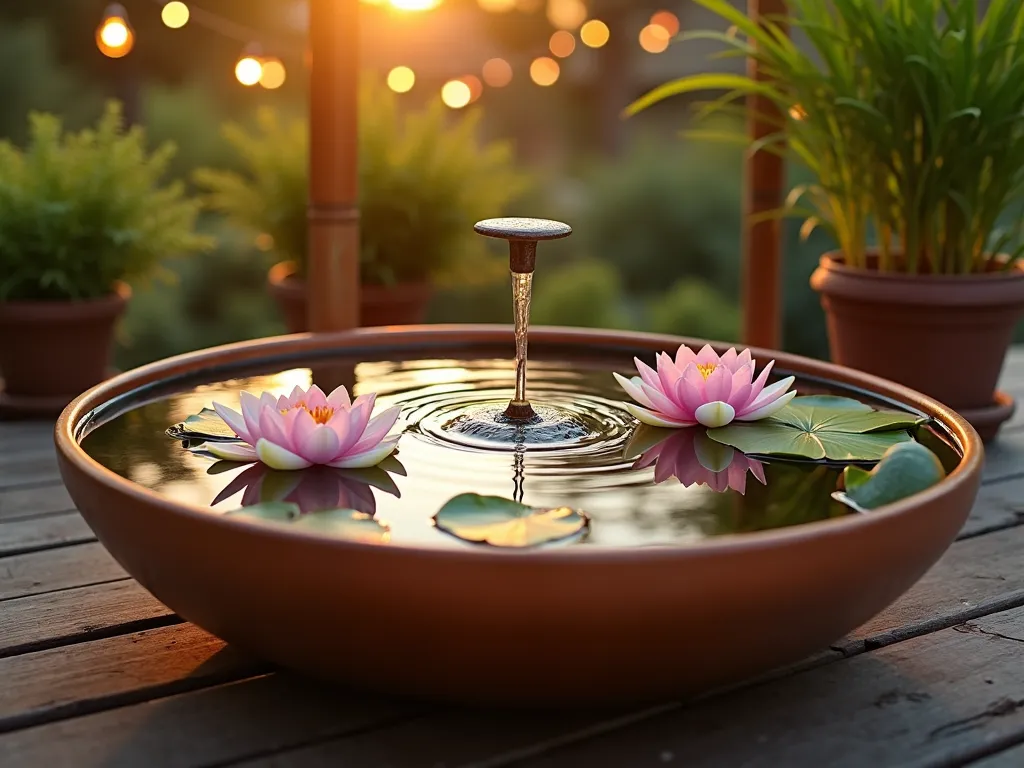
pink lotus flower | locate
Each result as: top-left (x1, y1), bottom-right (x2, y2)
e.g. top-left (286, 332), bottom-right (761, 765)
top-left (204, 385), bottom-right (401, 471)
top-left (614, 344), bottom-right (796, 429)
top-left (633, 427), bottom-right (767, 495)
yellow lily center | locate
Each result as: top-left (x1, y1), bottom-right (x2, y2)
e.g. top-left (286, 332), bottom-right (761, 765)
top-left (284, 402), bottom-right (336, 425)
top-left (696, 362), bottom-right (717, 380)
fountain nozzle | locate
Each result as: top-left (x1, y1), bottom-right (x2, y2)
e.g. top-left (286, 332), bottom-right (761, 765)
top-left (474, 218), bottom-right (573, 421)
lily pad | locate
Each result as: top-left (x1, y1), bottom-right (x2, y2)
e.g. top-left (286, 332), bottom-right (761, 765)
top-left (166, 408), bottom-right (239, 442)
top-left (707, 397), bottom-right (926, 462)
top-left (434, 493), bottom-right (589, 548)
top-left (225, 502), bottom-right (390, 544)
top-left (834, 442), bottom-right (947, 511)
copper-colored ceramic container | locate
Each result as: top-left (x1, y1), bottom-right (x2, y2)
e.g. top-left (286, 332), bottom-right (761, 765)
top-left (55, 327), bottom-right (983, 706)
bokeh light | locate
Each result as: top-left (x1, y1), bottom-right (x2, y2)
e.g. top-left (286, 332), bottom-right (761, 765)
top-left (580, 19), bottom-right (610, 48)
top-left (387, 66), bottom-right (416, 93)
top-left (259, 58), bottom-right (287, 89)
top-left (529, 56), bottom-right (560, 86)
top-left (549, 30), bottom-right (576, 58)
top-left (546, 0), bottom-right (587, 30)
top-left (161, 1), bottom-right (190, 28)
top-left (639, 23), bottom-right (670, 54)
top-left (441, 79), bottom-right (472, 109)
top-left (235, 56), bottom-right (263, 86)
top-left (461, 75), bottom-right (484, 103)
top-left (389, 0), bottom-right (442, 9)
top-left (789, 104), bottom-right (808, 121)
top-left (478, 0), bottom-right (516, 10)
top-left (650, 10), bottom-right (680, 37)
top-left (482, 58), bottom-right (513, 87)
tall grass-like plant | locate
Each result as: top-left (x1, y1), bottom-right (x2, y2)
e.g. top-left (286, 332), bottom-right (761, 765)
top-left (0, 102), bottom-right (211, 301)
top-left (630, 0), bottom-right (1024, 275)
top-left (195, 80), bottom-right (531, 286)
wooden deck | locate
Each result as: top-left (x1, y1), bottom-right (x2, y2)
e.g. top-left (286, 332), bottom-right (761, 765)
top-left (2, 351), bottom-right (1024, 767)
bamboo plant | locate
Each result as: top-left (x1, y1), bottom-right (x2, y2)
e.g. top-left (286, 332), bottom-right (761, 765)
top-left (629, 0), bottom-right (1024, 274)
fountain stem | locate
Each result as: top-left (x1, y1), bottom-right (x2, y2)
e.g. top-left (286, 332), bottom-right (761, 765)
top-left (473, 217), bottom-right (573, 422)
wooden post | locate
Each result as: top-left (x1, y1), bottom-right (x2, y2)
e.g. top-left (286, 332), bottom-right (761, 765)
top-left (742, 0), bottom-right (787, 350)
top-left (307, 0), bottom-right (361, 332)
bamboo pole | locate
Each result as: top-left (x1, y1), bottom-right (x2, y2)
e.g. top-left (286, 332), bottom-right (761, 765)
top-left (742, 0), bottom-right (787, 350)
top-left (307, 0), bottom-right (361, 332)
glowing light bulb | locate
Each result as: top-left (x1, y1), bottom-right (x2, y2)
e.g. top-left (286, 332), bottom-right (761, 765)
top-left (441, 80), bottom-right (472, 109)
top-left (639, 24), bottom-right (670, 54)
top-left (161, 2), bottom-right (190, 29)
top-left (235, 56), bottom-right (263, 86)
top-left (259, 59), bottom-right (287, 89)
top-left (387, 66), bottom-right (416, 93)
top-left (549, 30), bottom-right (576, 58)
top-left (529, 57), bottom-right (560, 87)
top-left (580, 19), bottom-right (610, 48)
top-left (482, 58), bottom-right (513, 88)
top-left (96, 4), bottom-right (134, 58)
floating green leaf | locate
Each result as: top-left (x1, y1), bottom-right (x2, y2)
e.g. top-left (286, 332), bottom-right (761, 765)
top-left (166, 408), bottom-right (238, 442)
top-left (434, 494), bottom-right (589, 548)
top-left (707, 397), bottom-right (926, 461)
top-left (835, 442), bottom-right (947, 511)
top-left (226, 502), bottom-right (389, 544)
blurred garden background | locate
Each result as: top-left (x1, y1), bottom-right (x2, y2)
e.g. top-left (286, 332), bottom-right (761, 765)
top-left (0, 0), bottom-right (844, 371)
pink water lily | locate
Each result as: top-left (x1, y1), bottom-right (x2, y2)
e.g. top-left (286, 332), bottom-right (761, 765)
top-left (634, 428), bottom-right (766, 495)
top-left (614, 344), bottom-right (797, 429)
top-left (204, 384), bottom-right (401, 471)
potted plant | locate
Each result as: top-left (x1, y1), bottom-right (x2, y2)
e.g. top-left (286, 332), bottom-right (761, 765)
top-left (630, 0), bottom-right (1024, 440)
top-left (0, 102), bottom-right (210, 414)
top-left (195, 80), bottom-right (530, 332)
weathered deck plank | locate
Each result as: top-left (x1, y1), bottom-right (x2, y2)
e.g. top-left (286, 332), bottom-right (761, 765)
top-left (0, 512), bottom-right (94, 558)
top-left (0, 624), bottom-right (267, 734)
top-left (0, 482), bottom-right (75, 522)
top-left (0, 542), bottom-right (125, 601)
top-left (0, 580), bottom-right (174, 659)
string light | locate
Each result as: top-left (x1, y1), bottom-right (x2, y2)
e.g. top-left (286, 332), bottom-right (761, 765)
top-left (235, 44), bottom-right (264, 86)
top-left (161, 1), bottom-right (190, 29)
top-left (580, 19), bottom-right (610, 48)
top-left (549, 30), bottom-right (576, 58)
top-left (650, 10), bottom-right (680, 38)
top-left (639, 24), bottom-right (670, 54)
top-left (529, 56), bottom-right (560, 86)
top-left (546, 0), bottom-right (587, 31)
top-left (387, 66), bottom-right (416, 93)
top-left (482, 58), bottom-right (513, 87)
top-left (441, 79), bottom-right (472, 109)
top-left (96, 4), bottom-right (134, 58)
top-left (259, 58), bottom-right (287, 89)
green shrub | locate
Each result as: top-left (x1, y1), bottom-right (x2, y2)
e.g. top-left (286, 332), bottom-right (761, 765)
top-left (0, 102), bottom-right (211, 301)
top-left (646, 278), bottom-right (741, 343)
top-left (531, 260), bottom-right (635, 329)
top-left (194, 79), bottom-right (532, 286)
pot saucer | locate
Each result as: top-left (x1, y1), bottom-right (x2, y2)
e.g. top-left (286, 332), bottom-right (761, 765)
top-left (957, 390), bottom-right (1015, 443)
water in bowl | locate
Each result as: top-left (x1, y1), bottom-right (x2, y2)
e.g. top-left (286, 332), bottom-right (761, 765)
top-left (79, 348), bottom-right (962, 549)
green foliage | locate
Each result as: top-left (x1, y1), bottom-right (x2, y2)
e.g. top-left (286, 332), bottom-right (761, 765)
top-left (195, 80), bottom-right (532, 286)
top-left (646, 278), bottom-right (741, 342)
top-left (0, 102), bottom-right (211, 301)
top-left (117, 221), bottom-right (282, 370)
top-left (576, 138), bottom-right (742, 295)
top-left (632, 0), bottom-right (1024, 274)
top-left (531, 260), bottom-right (634, 329)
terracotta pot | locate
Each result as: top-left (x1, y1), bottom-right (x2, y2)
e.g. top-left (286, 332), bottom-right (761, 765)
top-left (0, 282), bottom-right (129, 405)
top-left (811, 254), bottom-right (1024, 437)
top-left (267, 261), bottom-right (432, 332)
top-left (56, 327), bottom-right (982, 706)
